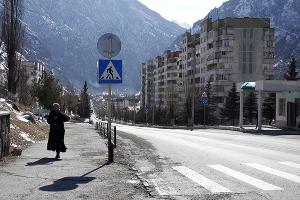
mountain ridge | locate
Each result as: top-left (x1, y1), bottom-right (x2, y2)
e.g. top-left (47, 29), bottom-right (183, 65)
top-left (21, 0), bottom-right (185, 92)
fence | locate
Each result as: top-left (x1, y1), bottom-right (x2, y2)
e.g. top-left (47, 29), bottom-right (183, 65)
top-left (95, 121), bottom-right (117, 148)
top-left (0, 112), bottom-right (10, 158)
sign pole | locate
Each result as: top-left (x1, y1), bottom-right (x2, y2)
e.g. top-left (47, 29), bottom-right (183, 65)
top-left (97, 33), bottom-right (122, 163)
top-left (204, 104), bottom-right (206, 127)
top-left (202, 91), bottom-right (208, 128)
top-left (107, 36), bottom-right (113, 163)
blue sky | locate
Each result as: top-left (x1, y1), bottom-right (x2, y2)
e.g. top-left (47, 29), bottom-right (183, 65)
top-left (138, 0), bottom-right (227, 27)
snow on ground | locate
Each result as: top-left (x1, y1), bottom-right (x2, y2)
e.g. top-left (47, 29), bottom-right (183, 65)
top-left (11, 144), bottom-right (19, 148)
top-left (20, 132), bottom-right (35, 143)
top-left (16, 114), bottom-right (30, 122)
top-left (10, 124), bottom-right (16, 129)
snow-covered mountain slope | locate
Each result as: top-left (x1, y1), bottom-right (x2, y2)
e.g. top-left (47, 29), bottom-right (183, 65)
top-left (21, 0), bottom-right (184, 92)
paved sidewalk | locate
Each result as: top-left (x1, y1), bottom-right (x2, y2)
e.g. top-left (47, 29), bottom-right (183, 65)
top-left (0, 123), bottom-right (151, 200)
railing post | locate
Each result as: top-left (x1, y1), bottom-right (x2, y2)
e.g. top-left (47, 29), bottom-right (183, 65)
top-left (114, 126), bottom-right (116, 148)
top-left (0, 112), bottom-right (10, 158)
top-left (106, 123), bottom-right (109, 138)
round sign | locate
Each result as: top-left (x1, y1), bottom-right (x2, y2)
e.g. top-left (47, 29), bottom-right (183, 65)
top-left (97, 33), bottom-right (121, 58)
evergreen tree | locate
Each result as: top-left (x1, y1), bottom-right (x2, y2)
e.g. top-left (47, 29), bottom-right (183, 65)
top-left (78, 81), bottom-right (91, 118)
top-left (263, 93), bottom-right (276, 125)
top-left (284, 57), bottom-right (299, 81)
top-left (244, 92), bottom-right (257, 124)
top-left (61, 85), bottom-right (79, 114)
top-left (220, 83), bottom-right (239, 126)
top-left (2, 0), bottom-right (25, 96)
top-left (205, 81), bottom-right (218, 125)
top-left (31, 71), bottom-right (62, 110)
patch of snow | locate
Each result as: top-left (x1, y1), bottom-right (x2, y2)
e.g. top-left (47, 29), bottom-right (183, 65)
top-left (11, 144), bottom-right (18, 148)
top-left (234, 0), bottom-right (252, 16)
top-left (0, 98), bottom-right (5, 102)
top-left (17, 114), bottom-right (29, 122)
top-left (6, 103), bottom-right (13, 110)
top-left (281, 0), bottom-right (300, 23)
top-left (10, 124), bottom-right (16, 129)
top-left (20, 132), bottom-right (35, 143)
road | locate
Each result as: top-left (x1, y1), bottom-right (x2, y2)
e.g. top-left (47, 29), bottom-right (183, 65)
top-left (116, 124), bottom-right (300, 200)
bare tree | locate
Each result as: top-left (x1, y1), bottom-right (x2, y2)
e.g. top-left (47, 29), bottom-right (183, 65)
top-left (1, 0), bottom-right (25, 98)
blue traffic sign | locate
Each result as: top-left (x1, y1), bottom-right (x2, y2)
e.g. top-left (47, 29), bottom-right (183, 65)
top-left (201, 97), bottom-right (209, 105)
top-left (98, 59), bottom-right (122, 84)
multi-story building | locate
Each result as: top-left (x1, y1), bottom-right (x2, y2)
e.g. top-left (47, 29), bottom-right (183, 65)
top-left (21, 61), bottom-right (44, 85)
top-left (182, 17), bottom-right (275, 107)
top-left (155, 50), bottom-right (181, 111)
top-left (141, 50), bottom-right (182, 114)
top-left (141, 17), bottom-right (275, 117)
top-left (141, 60), bottom-right (155, 109)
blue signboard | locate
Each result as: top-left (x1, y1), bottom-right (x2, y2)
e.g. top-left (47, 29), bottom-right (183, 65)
top-left (201, 97), bottom-right (209, 105)
top-left (98, 59), bottom-right (122, 84)
top-left (144, 105), bottom-right (149, 113)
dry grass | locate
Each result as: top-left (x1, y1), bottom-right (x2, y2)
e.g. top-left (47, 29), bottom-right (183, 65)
top-left (10, 113), bottom-right (49, 149)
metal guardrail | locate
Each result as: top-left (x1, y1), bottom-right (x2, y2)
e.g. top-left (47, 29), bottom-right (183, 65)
top-left (0, 112), bottom-right (10, 158)
top-left (95, 121), bottom-right (117, 148)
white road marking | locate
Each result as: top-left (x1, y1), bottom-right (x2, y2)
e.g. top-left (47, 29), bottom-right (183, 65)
top-left (279, 161), bottom-right (300, 169)
top-left (244, 163), bottom-right (300, 184)
top-left (173, 166), bottom-right (231, 193)
top-left (209, 164), bottom-right (283, 191)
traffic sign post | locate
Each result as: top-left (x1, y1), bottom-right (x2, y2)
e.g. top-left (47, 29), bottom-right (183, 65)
top-left (97, 33), bottom-right (122, 163)
top-left (201, 92), bottom-right (208, 127)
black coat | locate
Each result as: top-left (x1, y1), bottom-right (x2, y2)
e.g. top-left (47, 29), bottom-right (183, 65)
top-left (47, 110), bottom-right (70, 152)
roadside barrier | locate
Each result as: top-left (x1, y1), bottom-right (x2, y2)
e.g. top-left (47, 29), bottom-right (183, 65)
top-left (95, 121), bottom-right (117, 148)
top-left (0, 112), bottom-right (10, 158)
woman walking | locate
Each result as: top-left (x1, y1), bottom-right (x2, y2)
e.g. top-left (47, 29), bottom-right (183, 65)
top-left (47, 103), bottom-right (70, 159)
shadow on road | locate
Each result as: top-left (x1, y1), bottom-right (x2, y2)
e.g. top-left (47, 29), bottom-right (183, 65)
top-left (257, 130), bottom-right (300, 136)
top-left (39, 162), bottom-right (108, 192)
top-left (26, 158), bottom-right (62, 166)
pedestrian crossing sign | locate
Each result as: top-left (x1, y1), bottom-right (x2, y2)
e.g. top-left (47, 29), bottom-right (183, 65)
top-left (98, 59), bottom-right (122, 84)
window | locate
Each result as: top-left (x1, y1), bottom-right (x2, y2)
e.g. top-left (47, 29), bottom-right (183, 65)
top-left (267, 41), bottom-right (273, 47)
top-left (215, 85), bottom-right (224, 92)
top-left (279, 98), bottom-right (286, 116)
top-left (243, 29), bottom-right (247, 38)
top-left (223, 40), bottom-right (229, 47)
top-left (250, 29), bottom-right (253, 38)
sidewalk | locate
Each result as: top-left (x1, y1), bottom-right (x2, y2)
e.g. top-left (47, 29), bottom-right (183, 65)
top-left (0, 123), bottom-right (152, 200)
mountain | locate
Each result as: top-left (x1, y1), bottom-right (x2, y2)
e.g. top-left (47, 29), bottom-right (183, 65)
top-left (22, 0), bottom-right (184, 92)
top-left (170, 0), bottom-right (300, 79)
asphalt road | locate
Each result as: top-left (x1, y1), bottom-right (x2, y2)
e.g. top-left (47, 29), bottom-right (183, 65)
top-left (116, 124), bottom-right (300, 200)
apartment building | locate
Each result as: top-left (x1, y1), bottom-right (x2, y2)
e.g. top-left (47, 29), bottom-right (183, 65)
top-left (155, 50), bottom-right (182, 110)
top-left (141, 17), bottom-right (275, 116)
top-left (141, 60), bottom-right (155, 109)
top-left (181, 17), bottom-right (275, 107)
top-left (141, 50), bottom-right (182, 113)
top-left (21, 61), bottom-right (45, 85)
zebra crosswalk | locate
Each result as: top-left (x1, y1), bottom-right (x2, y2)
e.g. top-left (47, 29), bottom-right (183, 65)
top-left (150, 161), bottom-right (300, 196)
top-left (244, 162), bottom-right (300, 184)
top-left (209, 164), bottom-right (283, 191)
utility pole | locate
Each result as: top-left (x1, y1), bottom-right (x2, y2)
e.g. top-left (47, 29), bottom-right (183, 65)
top-left (191, 43), bottom-right (196, 130)
top-left (152, 80), bottom-right (155, 125)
